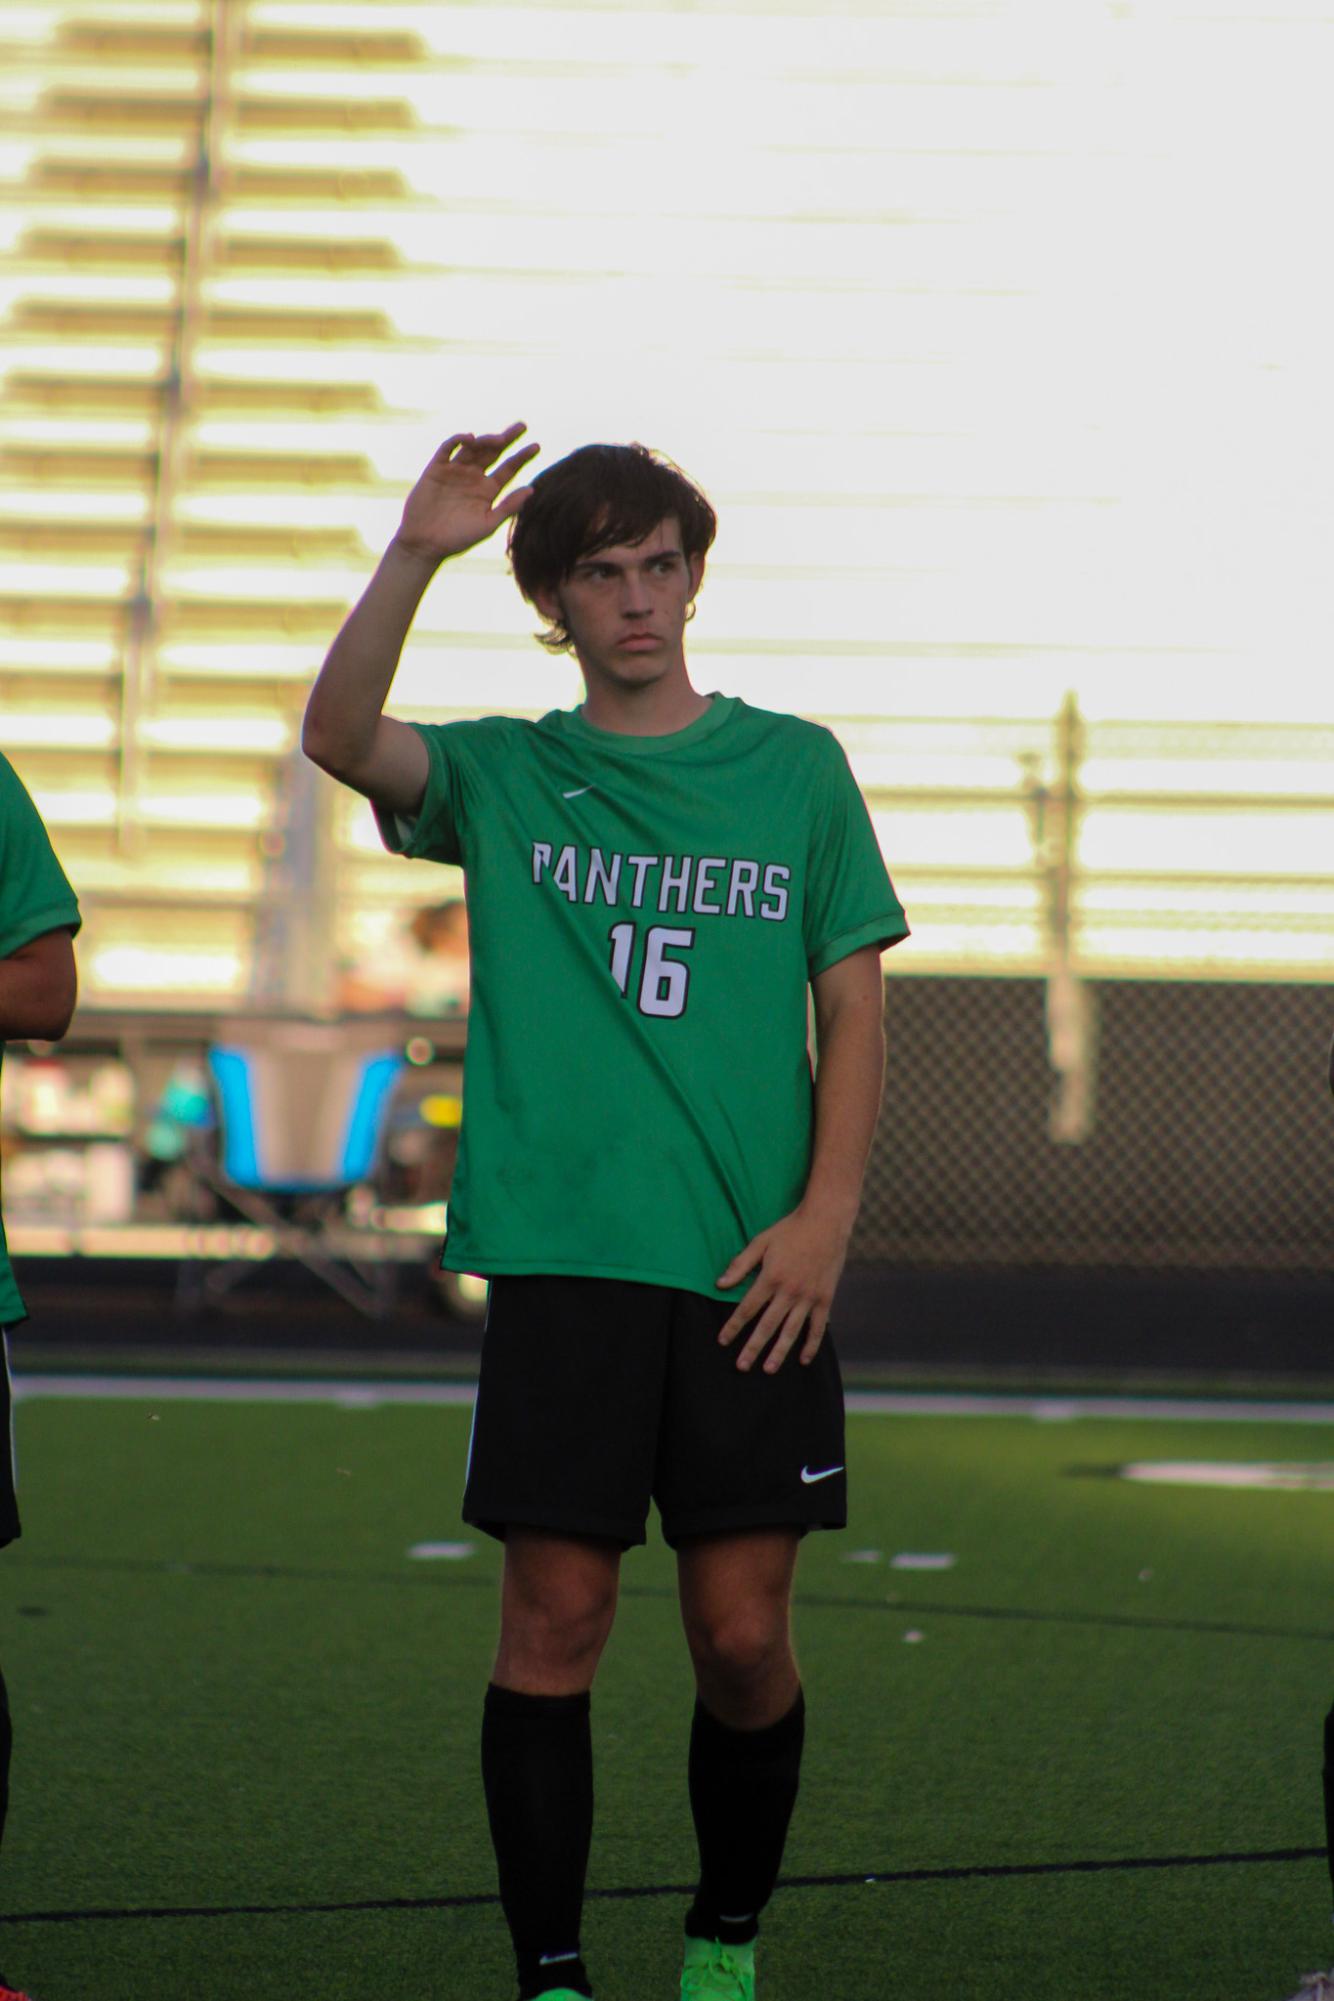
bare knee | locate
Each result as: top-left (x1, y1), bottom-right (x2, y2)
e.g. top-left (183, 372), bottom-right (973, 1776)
top-left (494, 1534), bottom-right (620, 1694)
top-left (678, 1530), bottom-right (801, 1726)
top-left (501, 1588), bottom-right (616, 1682)
top-left (685, 1604), bottom-right (791, 1697)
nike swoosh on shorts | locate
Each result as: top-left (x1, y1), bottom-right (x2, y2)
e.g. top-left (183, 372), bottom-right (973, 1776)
top-left (800, 1464), bottom-right (844, 1484)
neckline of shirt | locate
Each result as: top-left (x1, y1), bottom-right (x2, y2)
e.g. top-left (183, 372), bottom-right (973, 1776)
top-left (554, 693), bottom-right (737, 756)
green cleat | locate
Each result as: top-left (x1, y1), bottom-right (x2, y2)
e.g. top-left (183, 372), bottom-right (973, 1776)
top-left (533, 1991), bottom-right (591, 2000)
top-left (680, 1937), bottom-right (756, 2000)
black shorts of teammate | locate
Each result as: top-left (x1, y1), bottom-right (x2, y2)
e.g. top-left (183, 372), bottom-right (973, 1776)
top-left (1, 1330), bottom-right (20, 1548)
top-left (462, 1275), bottom-right (847, 1549)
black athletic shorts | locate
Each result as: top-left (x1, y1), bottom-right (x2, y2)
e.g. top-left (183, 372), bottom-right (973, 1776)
top-left (462, 1275), bottom-right (847, 1549)
top-left (1, 1328), bottom-right (20, 1548)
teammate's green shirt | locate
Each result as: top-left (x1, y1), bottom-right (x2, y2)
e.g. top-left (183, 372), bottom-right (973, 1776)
top-left (0, 753), bottom-right (82, 1326)
top-left (378, 694), bottom-right (907, 1300)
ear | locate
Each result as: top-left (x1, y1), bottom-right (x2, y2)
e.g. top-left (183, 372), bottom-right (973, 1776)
top-left (532, 581), bottom-right (562, 625)
top-left (687, 552), bottom-right (706, 599)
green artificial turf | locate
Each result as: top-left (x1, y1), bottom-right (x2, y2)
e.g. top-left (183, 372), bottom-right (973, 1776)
top-left (0, 1393), bottom-right (1330, 1999)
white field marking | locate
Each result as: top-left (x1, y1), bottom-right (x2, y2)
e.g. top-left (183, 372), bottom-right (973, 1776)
top-left (10, 1375), bottom-right (478, 1407)
top-left (902, 1629), bottom-right (926, 1643)
top-left (890, 1552), bottom-right (957, 1571)
top-left (842, 1548), bottom-right (883, 1564)
top-left (845, 1392), bottom-right (1334, 1425)
top-left (9, 1378), bottom-right (1334, 1426)
top-left (1121, 1461), bottom-right (1334, 1491)
top-left (407, 1541), bottom-right (476, 1560)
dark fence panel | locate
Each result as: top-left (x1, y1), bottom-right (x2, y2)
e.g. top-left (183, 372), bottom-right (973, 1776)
top-left (854, 977), bottom-right (1334, 1271)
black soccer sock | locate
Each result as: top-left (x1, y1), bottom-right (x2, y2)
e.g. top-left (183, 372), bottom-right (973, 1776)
top-left (0, 1665), bottom-right (11, 1852)
top-left (481, 1682), bottom-right (595, 2000)
top-left (1323, 1699), bottom-right (1334, 1905)
top-left (685, 1687), bottom-right (806, 1947)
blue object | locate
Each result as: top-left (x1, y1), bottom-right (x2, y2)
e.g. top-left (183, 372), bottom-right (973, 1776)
top-left (208, 1043), bottom-right (403, 1193)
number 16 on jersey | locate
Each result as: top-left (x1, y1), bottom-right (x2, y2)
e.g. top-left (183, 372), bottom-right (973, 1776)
top-left (608, 922), bottom-right (695, 1019)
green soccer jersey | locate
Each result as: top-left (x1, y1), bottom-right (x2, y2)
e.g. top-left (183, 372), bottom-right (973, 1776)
top-left (377, 694), bottom-right (908, 1300)
top-left (0, 752), bottom-right (82, 1326)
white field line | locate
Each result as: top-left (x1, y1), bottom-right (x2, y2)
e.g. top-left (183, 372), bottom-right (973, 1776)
top-left (847, 1392), bottom-right (1334, 1424)
top-left (9, 1375), bottom-right (1334, 1424)
top-left (11, 1375), bottom-right (478, 1407)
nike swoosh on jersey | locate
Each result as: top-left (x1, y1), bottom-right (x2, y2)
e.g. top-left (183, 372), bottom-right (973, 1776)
top-left (562, 784), bottom-right (593, 798)
top-left (800, 1464), bottom-right (844, 1484)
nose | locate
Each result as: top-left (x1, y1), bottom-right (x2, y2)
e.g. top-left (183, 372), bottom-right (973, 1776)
top-left (620, 570), bottom-right (652, 617)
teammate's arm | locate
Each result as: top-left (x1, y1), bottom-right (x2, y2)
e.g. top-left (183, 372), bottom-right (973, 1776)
top-left (717, 944), bottom-right (886, 1373)
top-left (0, 927), bottom-right (78, 1041)
top-left (302, 424), bottom-right (539, 814)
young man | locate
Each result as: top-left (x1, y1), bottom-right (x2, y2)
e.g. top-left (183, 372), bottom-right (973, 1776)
top-left (0, 751), bottom-right (81, 2001)
top-left (303, 425), bottom-right (908, 2001)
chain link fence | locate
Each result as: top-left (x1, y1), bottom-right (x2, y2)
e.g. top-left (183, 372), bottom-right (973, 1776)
top-left (853, 976), bottom-right (1334, 1273)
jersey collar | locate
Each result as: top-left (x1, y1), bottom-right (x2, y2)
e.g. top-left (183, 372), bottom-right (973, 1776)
top-left (554, 693), bottom-right (737, 756)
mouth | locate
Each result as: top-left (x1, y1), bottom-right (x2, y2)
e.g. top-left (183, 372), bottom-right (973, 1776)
top-left (619, 632), bottom-right (659, 649)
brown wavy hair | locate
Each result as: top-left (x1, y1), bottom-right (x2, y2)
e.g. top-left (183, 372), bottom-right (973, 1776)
top-left (508, 442), bottom-right (716, 652)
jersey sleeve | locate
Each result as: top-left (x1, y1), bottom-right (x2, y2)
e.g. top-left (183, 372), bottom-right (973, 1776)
top-left (0, 754), bottom-right (82, 960)
top-left (802, 729), bottom-right (909, 978)
top-left (372, 721), bottom-right (473, 865)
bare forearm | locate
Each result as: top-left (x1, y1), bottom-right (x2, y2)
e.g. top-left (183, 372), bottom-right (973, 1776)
top-left (0, 949), bottom-right (77, 1041)
top-left (302, 537), bottom-right (439, 773)
top-left (302, 427), bottom-right (536, 808)
top-left (303, 424), bottom-right (537, 781)
top-left (717, 978), bottom-right (886, 1371)
top-left (800, 991), bottom-right (886, 1234)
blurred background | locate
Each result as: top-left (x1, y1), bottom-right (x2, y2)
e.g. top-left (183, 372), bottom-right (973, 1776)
top-left (1, 0), bottom-right (1331, 1368)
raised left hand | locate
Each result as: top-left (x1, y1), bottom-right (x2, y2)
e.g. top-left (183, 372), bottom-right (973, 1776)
top-left (716, 1203), bottom-right (852, 1374)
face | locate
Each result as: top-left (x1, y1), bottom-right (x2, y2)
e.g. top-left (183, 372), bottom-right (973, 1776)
top-left (534, 517), bottom-right (704, 689)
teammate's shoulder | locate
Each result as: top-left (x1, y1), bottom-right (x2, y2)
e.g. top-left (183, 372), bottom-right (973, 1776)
top-left (0, 748), bottom-right (52, 825)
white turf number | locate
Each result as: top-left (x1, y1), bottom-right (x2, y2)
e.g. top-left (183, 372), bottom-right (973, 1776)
top-left (608, 922), bottom-right (695, 1019)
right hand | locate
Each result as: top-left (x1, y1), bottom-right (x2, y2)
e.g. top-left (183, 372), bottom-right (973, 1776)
top-left (396, 423), bottom-right (540, 564)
